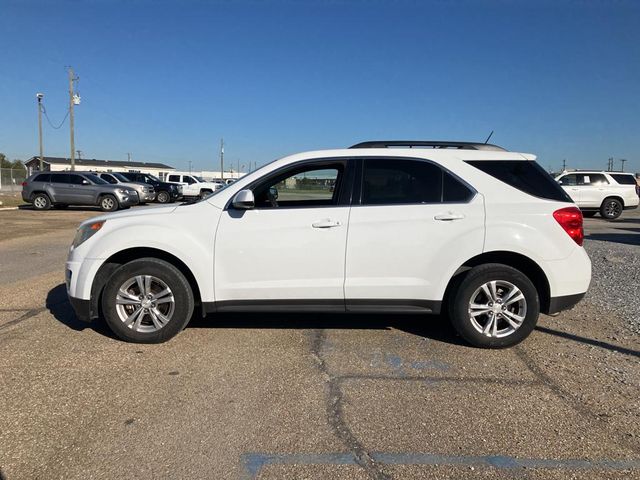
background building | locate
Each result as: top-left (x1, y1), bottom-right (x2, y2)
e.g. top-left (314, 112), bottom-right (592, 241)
top-left (25, 156), bottom-right (175, 179)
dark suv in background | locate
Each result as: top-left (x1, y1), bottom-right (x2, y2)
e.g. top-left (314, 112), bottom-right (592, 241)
top-left (22, 171), bottom-right (139, 211)
top-left (118, 172), bottom-right (182, 203)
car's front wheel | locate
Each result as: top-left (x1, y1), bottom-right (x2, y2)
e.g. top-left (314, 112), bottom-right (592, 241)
top-left (449, 264), bottom-right (539, 348)
top-left (100, 194), bottom-right (119, 212)
top-left (102, 258), bottom-right (194, 343)
top-left (156, 191), bottom-right (170, 203)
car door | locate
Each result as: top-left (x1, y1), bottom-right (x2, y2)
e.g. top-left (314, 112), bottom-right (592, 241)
top-left (578, 173), bottom-right (608, 208)
top-left (557, 174), bottom-right (582, 205)
top-left (214, 159), bottom-right (353, 307)
top-left (68, 174), bottom-right (95, 204)
top-left (344, 157), bottom-right (485, 310)
top-left (49, 174), bottom-right (72, 202)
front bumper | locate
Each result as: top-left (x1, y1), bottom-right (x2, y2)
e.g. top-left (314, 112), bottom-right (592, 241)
top-left (69, 295), bottom-right (92, 322)
top-left (116, 193), bottom-right (139, 207)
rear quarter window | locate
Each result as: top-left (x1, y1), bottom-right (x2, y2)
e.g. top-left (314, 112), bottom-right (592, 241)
top-left (466, 160), bottom-right (572, 202)
top-left (34, 173), bottom-right (51, 182)
top-left (610, 174), bottom-right (637, 185)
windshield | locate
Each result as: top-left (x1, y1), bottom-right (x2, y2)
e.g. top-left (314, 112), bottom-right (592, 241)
top-left (85, 174), bottom-right (108, 185)
top-left (146, 174), bottom-right (161, 182)
top-left (112, 172), bottom-right (130, 182)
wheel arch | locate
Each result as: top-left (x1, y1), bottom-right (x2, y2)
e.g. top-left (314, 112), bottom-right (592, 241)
top-left (89, 247), bottom-right (202, 320)
top-left (443, 250), bottom-right (552, 315)
top-left (601, 195), bottom-right (625, 207)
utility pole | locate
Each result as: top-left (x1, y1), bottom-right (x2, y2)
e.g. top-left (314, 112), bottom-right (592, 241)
top-left (237, 158), bottom-right (240, 178)
top-left (562, 159), bottom-right (566, 171)
top-left (68, 67), bottom-right (79, 171)
top-left (188, 160), bottom-right (192, 174)
top-left (76, 150), bottom-right (82, 160)
top-left (36, 93), bottom-right (44, 171)
top-left (220, 138), bottom-right (224, 181)
top-left (607, 157), bottom-right (614, 171)
top-left (620, 159), bottom-right (627, 172)
top-left (127, 152), bottom-right (132, 162)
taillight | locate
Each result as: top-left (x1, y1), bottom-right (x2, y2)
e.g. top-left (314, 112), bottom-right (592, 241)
top-left (21, 181), bottom-right (27, 187)
top-left (553, 207), bottom-right (584, 246)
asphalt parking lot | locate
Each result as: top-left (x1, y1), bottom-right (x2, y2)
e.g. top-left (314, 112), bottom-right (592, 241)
top-left (1, 206), bottom-right (639, 480)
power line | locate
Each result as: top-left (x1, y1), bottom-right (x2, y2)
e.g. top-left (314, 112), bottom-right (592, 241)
top-left (41, 104), bottom-right (70, 129)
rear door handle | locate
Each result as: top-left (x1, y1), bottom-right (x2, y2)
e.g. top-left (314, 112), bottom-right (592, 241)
top-left (312, 219), bottom-right (341, 228)
top-left (434, 213), bottom-right (465, 221)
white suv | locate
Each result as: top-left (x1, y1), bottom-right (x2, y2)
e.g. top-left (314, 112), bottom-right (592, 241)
top-left (555, 170), bottom-right (639, 219)
top-left (166, 173), bottom-right (225, 199)
top-left (66, 141), bottom-right (591, 348)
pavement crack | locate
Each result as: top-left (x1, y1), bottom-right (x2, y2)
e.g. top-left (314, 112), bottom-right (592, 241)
top-left (515, 345), bottom-right (640, 455)
top-left (310, 329), bottom-right (392, 480)
top-left (0, 307), bottom-right (47, 333)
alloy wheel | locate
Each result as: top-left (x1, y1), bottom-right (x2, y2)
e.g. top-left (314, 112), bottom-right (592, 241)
top-left (468, 280), bottom-right (527, 338)
top-left (115, 275), bottom-right (175, 333)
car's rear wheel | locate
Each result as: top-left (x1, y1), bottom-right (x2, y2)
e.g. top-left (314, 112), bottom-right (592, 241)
top-left (156, 191), bottom-right (170, 203)
top-left (449, 264), bottom-right (539, 348)
top-left (600, 198), bottom-right (622, 220)
top-left (100, 194), bottom-right (119, 212)
top-left (101, 258), bottom-right (194, 343)
top-left (32, 193), bottom-right (51, 210)
top-left (199, 189), bottom-right (212, 199)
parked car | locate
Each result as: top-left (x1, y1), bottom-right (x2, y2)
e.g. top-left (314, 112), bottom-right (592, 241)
top-left (166, 173), bottom-right (225, 199)
top-left (98, 172), bottom-right (156, 203)
top-left (66, 140), bottom-right (591, 348)
top-left (118, 172), bottom-right (182, 203)
top-left (22, 171), bottom-right (139, 211)
top-left (555, 170), bottom-right (639, 219)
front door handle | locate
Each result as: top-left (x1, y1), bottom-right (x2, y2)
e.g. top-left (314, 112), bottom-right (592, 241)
top-left (434, 213), bottom-right (465, 221)
top-left (312, 219), bottom-right (341, 228)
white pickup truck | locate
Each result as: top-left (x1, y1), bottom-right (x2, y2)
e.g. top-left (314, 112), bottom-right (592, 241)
top-left (166, 174), bottom-right (225, 199)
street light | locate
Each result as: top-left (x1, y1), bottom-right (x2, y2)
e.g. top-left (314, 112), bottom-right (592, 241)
top-left (36, 93), bottom-right (44, 171)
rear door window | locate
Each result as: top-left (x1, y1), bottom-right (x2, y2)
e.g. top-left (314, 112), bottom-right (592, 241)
top-left (34, 173), bottom-right (51, 182)
top-left (582, 174), bottom-right (608, 185)
top-left (168, 175), bottom-right (180, 182)
top-left (51, 174), bottom-right (70, 183)
top-left (69, 174), bottom-right (86, 185)
top-left (467, 160), bottom-right (572, 202)
top-left (361, 158), bottom-right (473, 205)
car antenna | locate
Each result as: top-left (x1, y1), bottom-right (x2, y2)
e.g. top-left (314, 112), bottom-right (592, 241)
top-left (484, 130), bottom-right (494, 144)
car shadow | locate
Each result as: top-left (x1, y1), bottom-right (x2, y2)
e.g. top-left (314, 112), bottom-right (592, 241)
top-left (585, 232), bottom-right (640, 246)
top-left (46, 284), bottom-right (119, 339)
top-left (46, 283), bottom-right (465, 346)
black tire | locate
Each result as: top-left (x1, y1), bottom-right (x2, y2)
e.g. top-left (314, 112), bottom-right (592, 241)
top-left (156, 190), bottom-right (170, 203)
top-left (449, 263), bottom-right (540, 348)
top-left (32, 193), bottom-right (51, 210)
top-left (199, 189), bottom-right (212, 199)
top-left (101, 258), bottom-right (194, 343)
top-left (99, 194), bottom-right (119, 212)
top-left (582, 211), bottom-right (597, 218)
top-left (600, 198), bottom-right (623, 220)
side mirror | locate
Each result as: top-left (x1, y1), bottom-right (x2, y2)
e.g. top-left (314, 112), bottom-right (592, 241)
top-left (82, 179), bottom-right (90, 185)
top-left (232, 189), bottom-right (255, 209)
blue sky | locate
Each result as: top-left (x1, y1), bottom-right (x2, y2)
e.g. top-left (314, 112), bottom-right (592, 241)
top-left (1, 0), bottom-right (639, 172)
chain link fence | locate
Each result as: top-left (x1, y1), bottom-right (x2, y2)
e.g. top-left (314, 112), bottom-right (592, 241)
top-left (0, 167), bottom-right (28, 192)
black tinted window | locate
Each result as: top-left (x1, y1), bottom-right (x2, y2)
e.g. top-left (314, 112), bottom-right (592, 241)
top-left (362, 159), bottom-right (442, 205)
top-left (443, 171), bottom-right (474, 202)
top-left (69, 174), bottom-right (86, 185)
top-left (467, 161), bottom-right (571, 202)
top-left (610, 174), bottom-right (637, 185)
top-left (101, 174), bottom-right (117, 184)
top-left (34, 173), bottom-right (51, 182)
top-left (51, 174), bottom-right (70, 183)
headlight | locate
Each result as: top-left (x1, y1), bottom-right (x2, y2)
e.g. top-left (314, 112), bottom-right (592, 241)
top-left (116, 188), bottom-right (126, 194)
top-left (73, 221), bottom-right (105, 248)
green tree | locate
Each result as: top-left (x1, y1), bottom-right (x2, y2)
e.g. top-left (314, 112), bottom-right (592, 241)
top-left (0, 153), bottom-right (11, 169)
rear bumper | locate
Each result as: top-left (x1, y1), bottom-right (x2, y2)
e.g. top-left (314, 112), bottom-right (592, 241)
top-left (545, 292), bottom-right (586, 315)
top-left (68, 295), bottom-right (92, 322)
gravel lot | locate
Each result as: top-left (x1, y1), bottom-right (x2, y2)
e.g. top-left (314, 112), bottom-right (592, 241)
top-left (0, 207), bottom-right (638, 480)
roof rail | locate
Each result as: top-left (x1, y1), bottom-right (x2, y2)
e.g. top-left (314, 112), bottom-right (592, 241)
top-left (349, 140), bottom-right (507, 151)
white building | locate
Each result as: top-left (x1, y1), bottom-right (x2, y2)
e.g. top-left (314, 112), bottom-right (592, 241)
top-left (25, 156), bottom-right (175, 179)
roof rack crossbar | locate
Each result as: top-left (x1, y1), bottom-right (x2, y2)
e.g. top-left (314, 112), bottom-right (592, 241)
top-left (349, 140), bottom-right (507, 151)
